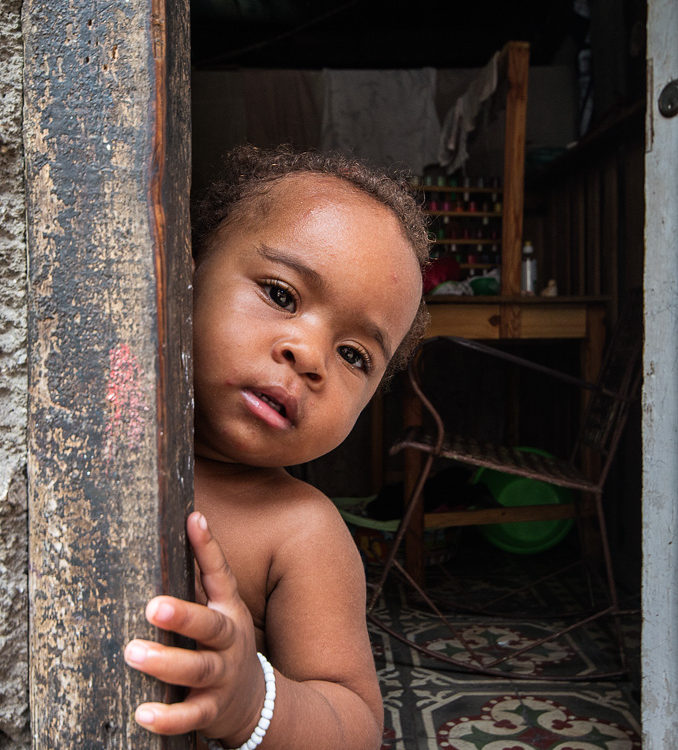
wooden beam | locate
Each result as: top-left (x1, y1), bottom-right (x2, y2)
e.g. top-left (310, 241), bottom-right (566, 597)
top-left (424, 503), bottom-right (577, 530)
top-left (500, 41), bottom-right (530, 296)
top-left (24, 0), bottom-right (193, 745)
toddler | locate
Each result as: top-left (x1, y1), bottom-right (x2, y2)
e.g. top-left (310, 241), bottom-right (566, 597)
top-left (124, 145), bottom-right (429, 749)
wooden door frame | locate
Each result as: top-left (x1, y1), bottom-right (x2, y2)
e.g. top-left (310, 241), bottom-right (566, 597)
top-left (20, 0), bottom-right (678, 745)
top-left (23, 0), bottom-right (194, 745)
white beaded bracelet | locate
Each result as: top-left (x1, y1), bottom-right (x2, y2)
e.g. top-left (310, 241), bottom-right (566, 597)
top-left (205, 652), bottom-right (276, 750)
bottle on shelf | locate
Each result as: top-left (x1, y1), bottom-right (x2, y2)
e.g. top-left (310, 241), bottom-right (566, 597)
top-left (521, 240), bottom-right (537, 295)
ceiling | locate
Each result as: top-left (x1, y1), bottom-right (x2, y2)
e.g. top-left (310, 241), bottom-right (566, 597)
top-left (191, 0), bottom-right (579, 70)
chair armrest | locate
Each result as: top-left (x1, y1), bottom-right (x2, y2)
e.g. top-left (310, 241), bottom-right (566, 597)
top-left (441, 336), bottom-right (601, 392)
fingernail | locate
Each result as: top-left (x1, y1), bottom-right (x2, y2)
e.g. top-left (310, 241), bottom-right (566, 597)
top-left (125, 642), bottom-right (147, 665)
top-left (136, 707), bottom-right (155, 725)
top-left (147, 598), bottom-right (174, 622)
top-left (196, 512), bottom-right (208, 531)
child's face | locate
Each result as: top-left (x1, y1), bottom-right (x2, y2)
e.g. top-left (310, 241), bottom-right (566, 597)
top-left (192, 173), bottom-right (422, 467)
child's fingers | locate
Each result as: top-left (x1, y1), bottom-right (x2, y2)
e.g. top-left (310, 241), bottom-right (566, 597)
top-left (144, 595), bottom-right (235, 651)
top-left (124, 638), bottom-right (227, 689)
top-left (132, 694), bottom-right (218, 736)
top-left (187, 511), bottom-right (240, 605)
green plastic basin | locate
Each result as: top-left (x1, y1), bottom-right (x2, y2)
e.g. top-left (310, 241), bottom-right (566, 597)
top-left (472, 447), bottom-right (574, 554)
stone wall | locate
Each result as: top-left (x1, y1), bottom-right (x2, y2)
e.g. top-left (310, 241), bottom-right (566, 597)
top-left (0, 0), bottom-right (29, 746)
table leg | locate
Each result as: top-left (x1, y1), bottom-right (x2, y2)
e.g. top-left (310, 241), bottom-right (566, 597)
top-left (403, 385), bottom-right (425, 587)
top-left (579, 304), bottom-right (606, 558)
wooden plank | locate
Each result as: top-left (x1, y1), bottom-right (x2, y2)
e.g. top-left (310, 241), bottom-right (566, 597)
top-left (587, 168), bottom-right (602, 295)
top-left (577, 305), bottom-right (606, 561)
top-left (576, 177), bottom-right (587, 295)
top-left (24, 0), bottom-right (194, 745)
top-left (403, 389), bottom-right (425, 587)
top-left (519, 305), bottom-right (587, 339)
top-left (426, 304), bottom-right (501, 339)
top-left (424, 503), bottom-right (577, 530)
top-left (545, 188), bottom-right (560, 293)
top-left (500, 41), bottom-right (529, 296)
top-left (370, 392), bottom-right (384, 493)
top-left (602, 152), bottom-right (620, 308)
top-left (562, 181), bottom-right (573, 295)
top-left (499, 303), bottom-right (522, 338)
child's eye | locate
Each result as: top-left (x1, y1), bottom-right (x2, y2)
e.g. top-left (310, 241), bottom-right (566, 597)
top-left (263, 281), bottom-right (297, 312)
top-left (338, 344), bottom-right (372, 374)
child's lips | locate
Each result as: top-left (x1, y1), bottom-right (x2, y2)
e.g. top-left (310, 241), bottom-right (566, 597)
top-left (241, 387), bottom-right (298, 428)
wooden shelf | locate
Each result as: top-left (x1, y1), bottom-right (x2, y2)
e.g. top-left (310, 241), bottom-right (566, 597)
top-left (431, 238), bottom-right (500, 245)
top-left (425, 294), bottom-right (611, 304)
top-left (425, 210), bottom-right (501, 218)
top-left (420, 185), bottom-right (503, 194)
top-left (418, 42), bottom-right (528, 296)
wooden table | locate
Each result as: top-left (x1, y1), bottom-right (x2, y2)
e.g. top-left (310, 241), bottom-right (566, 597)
top-left (402, 295), bottom-right (608, 585)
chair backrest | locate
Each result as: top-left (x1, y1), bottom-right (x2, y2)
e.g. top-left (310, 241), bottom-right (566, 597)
top-left (574, 289), bottom-right (643, 486)
top-left (408, 291), bottom-right (643, 491)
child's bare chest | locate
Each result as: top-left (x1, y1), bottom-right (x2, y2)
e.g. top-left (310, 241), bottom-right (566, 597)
top-left (195, 497), bottom-right (275, 639)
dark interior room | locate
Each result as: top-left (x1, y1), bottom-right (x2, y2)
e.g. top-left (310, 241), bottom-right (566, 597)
top-left (190, 2), bottom-right (646, 747)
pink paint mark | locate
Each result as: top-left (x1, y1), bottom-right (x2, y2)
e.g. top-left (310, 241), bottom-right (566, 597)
top-left (104, 343), bottom-right (148, 461)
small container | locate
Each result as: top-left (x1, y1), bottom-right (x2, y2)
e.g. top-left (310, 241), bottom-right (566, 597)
top-left (448, 176), bottom-right (458, 201)
top-left (521, 240), bottom-right (537, 295)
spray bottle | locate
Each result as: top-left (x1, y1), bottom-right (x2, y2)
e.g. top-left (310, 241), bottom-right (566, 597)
top-left (521, 240), bottom-right (537, 295)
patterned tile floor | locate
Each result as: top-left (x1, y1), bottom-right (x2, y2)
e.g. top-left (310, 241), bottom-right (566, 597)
top-left (366, 540), bottom-right (641, 750)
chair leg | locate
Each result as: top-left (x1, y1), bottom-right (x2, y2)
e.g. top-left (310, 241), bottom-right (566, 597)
top-left (367, 453), bottom-right (435, 614)
top-left (592, 491), bottom-right (629, 672)
top-left (366, 456), bottom-right (630, 678)
top-left (366, 486), bottom-right (631, 679)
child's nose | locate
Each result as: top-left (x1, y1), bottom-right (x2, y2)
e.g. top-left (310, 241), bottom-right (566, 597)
top-left (274, 339), bottom-right (327, 384)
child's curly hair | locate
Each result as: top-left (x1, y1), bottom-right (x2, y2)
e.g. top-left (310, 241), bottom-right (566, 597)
top-left (192, 144), bottom-right (430, 379)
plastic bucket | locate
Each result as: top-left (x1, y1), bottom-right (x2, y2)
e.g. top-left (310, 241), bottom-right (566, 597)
top-left (472, 447), bottom-right (574, 554)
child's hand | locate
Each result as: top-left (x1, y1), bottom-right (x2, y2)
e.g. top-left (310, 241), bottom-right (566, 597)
top-left (124, 512), bottom-right (266, 743)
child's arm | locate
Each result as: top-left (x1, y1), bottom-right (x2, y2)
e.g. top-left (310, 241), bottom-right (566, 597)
top-left (124, 510), bottom-right (383, 749)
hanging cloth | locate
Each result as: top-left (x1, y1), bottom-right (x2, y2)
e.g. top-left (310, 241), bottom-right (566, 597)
top-left (321, 68), bottom-right (441, 174)
top-left (438, 52), bottom-right (500, 173)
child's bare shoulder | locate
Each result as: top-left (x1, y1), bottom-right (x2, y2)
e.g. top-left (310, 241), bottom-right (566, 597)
top-left (261, 473), bottom-right (374, 695)
top-left (242, 471), bottom-right (364, 603)
top-left (268, 472), bottom-right (359, 564)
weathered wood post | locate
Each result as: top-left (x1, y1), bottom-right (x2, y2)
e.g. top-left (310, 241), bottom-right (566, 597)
top-left (23, 0), bottom-right (194, 745)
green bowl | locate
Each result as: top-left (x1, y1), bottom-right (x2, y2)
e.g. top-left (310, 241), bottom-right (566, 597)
top-left (469, 275), bottom-right (500, 296)
top-left (472, 447), bottom-right (574, 554)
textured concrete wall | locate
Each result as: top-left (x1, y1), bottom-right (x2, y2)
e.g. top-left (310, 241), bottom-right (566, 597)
top-left (0, 0), bottom-right (29, 746)
top-left (642, 0), bottom-right (678, 745)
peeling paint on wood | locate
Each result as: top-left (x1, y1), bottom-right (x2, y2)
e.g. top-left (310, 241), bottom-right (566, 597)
top-left (23, 0), bottom-right (193, 746)
top-left (105, 344), bottom-right (149, 462)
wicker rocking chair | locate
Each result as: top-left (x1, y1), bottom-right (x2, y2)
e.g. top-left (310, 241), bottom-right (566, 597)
top-left (366, 292), bottom-right (642, 679)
